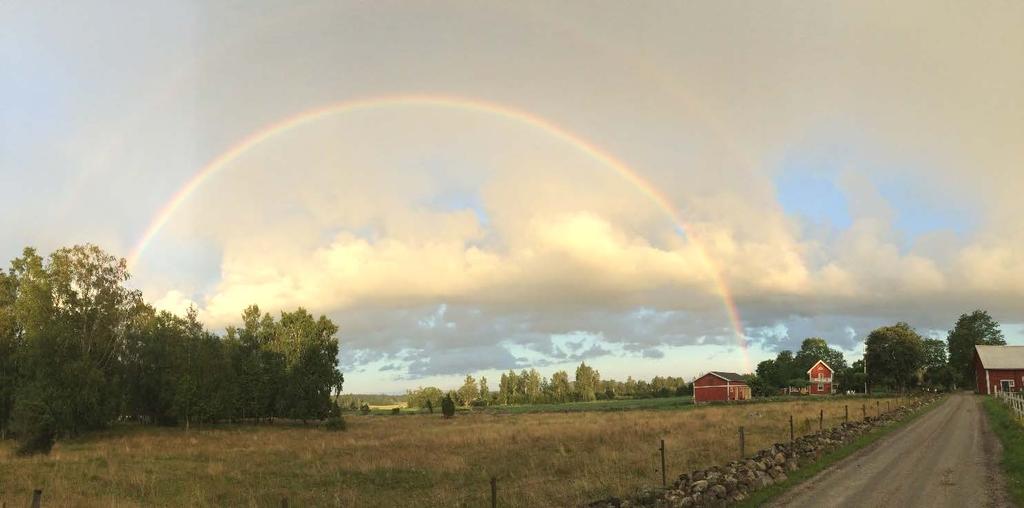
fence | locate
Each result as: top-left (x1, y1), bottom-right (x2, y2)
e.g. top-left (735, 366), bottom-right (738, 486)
top-left (996, 390), bottom-right (1024, 419)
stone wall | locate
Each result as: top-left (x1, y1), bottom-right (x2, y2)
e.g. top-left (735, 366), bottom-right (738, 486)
top-left (588, 396), bottom-right (942, 508)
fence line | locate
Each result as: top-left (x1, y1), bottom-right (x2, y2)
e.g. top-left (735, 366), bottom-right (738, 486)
top-left (996, 390), bottom-right (1024, 419)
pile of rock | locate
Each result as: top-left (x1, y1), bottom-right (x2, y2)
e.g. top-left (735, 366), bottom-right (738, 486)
top-left (588, 396), bottom-right (940, 508)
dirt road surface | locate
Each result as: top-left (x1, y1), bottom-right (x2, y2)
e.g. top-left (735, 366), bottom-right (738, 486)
top-left (768, 393), bottom-right (1007, 508)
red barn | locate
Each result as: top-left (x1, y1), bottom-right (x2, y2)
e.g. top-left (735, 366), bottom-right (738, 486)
top-left (692, 372), bottom-right (751, 403)
top-left (974, 345), bottom-right (1024, 394)
top-left (807, 360), bottom-right (835, 395)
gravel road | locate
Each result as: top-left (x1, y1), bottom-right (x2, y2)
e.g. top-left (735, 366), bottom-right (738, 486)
top-left (768, 392), bottom-right (1008, 508)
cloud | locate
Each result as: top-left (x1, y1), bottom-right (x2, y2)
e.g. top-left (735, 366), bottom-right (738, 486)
top-left (5, 1), bottom-right (1024, 386)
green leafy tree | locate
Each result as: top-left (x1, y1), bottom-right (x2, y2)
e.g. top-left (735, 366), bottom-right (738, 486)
top-left (865, 322), bottom-right (925, 394)
top-left (755, 359), bottom-right (781, 389)
top-left (743, 374), bottom-right (773, 397)
top-left (574, 362), bottom-right (599, 402)
top-left (0, 268), bottom-right (21, 439)
top-left (794, 337), bottom-right (848, 374)
top-left (478, 376), bottom-right (490, 403)
top-left (457, 375), bottom-right (479, 406)
top-left (947, 310), bottom-right (1005, 386)
top-left (525, 369), bottom-right (542, 403)
top-left (441, 393), bottom-right (456, 418)
top-left (550, 370), bottom-right (571, 402)
top-left (406, 387), bottom-right (444, 409)
top-left (498, 370), bottom-right (517, 404)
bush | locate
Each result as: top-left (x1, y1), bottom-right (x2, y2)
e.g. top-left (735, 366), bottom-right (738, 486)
top-left (441, 394), bottom-right (456, 419)
top-left (391, 407), bottom-right (400, 415)
top-left (11, 394), bottom-right (58, 456)
top-left (359, 403), bottom-right (370, 415)
top-left (322, 416), bottom-right (347, 431)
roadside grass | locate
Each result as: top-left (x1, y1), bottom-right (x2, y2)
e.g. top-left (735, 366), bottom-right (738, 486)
top-left (982, 397), bottom-right (1024, 506)
top-left (0, 396), bottom-right (908, 507)
top-left (737, 395), bottom-right (946, 508)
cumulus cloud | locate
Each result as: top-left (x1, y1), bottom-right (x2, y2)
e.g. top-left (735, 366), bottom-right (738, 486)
top-left (5, 1), bottom-right (1023, 389)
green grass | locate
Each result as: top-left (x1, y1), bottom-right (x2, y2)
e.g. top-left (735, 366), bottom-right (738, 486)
top-left (350, 393), bottom-right (915, 417)
top-left (737, 395), bottom-right (945, 508)
top-left (982, 397), bottom-right (1024, 506)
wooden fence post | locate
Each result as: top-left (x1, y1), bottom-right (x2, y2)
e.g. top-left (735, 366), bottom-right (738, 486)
top-left (845, 405), bottom-right (849, 422)
top-left (862, 404), bottom-right (866, 420)
top-left (491, 477), bottom-right (497, 508)
top-left (739, 427), bottom-right (745, 460)
top-left (660, 439), bottom-right (667, 488)
top-left (32, 490), bottom-right (42, 508)
top-left (819, 409), bottom-right (823, 431)
top-left (789, 414), bottom-right (794, 442)
top-left (876, 400), bottom-right (880, 417)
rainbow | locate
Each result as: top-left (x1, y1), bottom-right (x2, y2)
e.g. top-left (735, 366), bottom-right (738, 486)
top-left (128, 94), bottom-right (751, 370)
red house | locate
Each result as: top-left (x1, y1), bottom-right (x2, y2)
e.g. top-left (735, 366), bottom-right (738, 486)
top-left (693, 371), bottom-right (751, 403)
top-left (974, 345), bottom-right (1024, 394)
top-left (807, 360), bottom-right (835, 395)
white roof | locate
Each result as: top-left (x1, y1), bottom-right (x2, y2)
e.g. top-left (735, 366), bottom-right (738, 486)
top-left (975, 345), bottom-right (1024, 369)
top-left (806, 359), bottom-right (833, 374)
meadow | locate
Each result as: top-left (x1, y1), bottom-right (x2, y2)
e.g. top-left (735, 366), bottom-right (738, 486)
top-left (0, 396), bottom-right (904, 507)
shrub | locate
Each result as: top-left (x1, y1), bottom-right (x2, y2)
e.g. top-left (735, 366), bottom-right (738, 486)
top-left (359, 403), bottom-right (371, 415)
top-left (322, 416), bottom-right (347, 431)
top-left (426, 400), bottom-right (433, 414)
top-left (391, 407), bottom-right (400, 415)
top-left (441, 394), bottom-right (456, 419)
top-left (11, 395), bottom-right (58, 456)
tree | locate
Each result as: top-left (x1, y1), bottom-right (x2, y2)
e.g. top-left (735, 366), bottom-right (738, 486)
top-left (498, 370), bottom-right (517, 404)
top-left (755, 359), bottom-right (781, 389)
top-left (947, 310), bottom-right (1005, 386)
top-left (550, 370), bottom-right (571, 402)
top-left (865, 322), bottom-right (925, 393)
top-left (441, 393), bottom-right (456, 418)
top-left (525, 369), bottom-right (542, 403)
top-left (574, 362), bottom-right (599, 402)
top-left (406, 387), bottom-right (444, 409)
top-left (273, 308), bottom-right (342, 421)
top-left (479, 376), bottom-right (489, 402)
top-left (9, 245), bottom-right (141, 453)
top-left (743, 374), bottom-right (773, 397)
top-left (920, 338), bottom-right (953, 390)
top-left (0, 268), bottom-right (21, 439)
top-left (2, 244), bottom-right (348, 453)
top-left (457, 375), bottom-right (479, 406)
top-left (794, 337), bottom-right (848, 374)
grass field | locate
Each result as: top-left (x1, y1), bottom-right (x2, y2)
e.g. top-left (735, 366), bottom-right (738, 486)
top-left (0, 396), bottom-right (905, 507)
top-left (982, 397), bottom-right (1024, 506)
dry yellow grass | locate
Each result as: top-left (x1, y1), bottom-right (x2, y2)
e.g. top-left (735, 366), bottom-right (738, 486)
top-left (0, 397), bottom-right (902, 507)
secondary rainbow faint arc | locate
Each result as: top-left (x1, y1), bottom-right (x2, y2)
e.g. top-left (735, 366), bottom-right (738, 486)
top-left (128, 94), bottom-right (751, 369)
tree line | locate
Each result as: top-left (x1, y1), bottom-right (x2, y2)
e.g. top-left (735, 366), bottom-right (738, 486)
top-left (401, 310), bottom-right (1007, 411)
top-left (404, 361), bottom-right (692, 409)
top-left (750, 311), bottom-right (1005, 395)
top-left (0, 245), bottom-right (344, 454)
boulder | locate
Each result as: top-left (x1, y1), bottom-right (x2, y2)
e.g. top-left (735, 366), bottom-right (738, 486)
top-left (710, 484), bottom-right (728, 499)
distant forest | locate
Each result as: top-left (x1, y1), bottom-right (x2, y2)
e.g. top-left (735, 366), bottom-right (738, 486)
top-left (400, 312), bottom-right (1006, 410)
top-left (0, 245), bottom-right (344, 454)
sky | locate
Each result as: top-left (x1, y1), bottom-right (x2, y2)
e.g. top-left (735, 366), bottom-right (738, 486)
top-left (2, 1), bottom-right (1023, 393)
